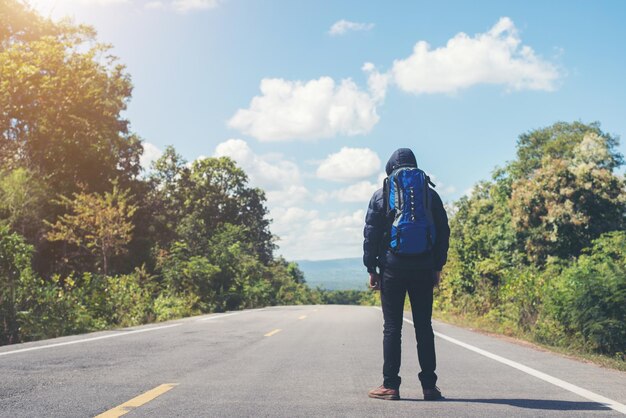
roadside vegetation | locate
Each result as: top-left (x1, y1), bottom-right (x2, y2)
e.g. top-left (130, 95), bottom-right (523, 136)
top-left (0, 0), bottom-right (321, 345)
top-left (436, 122), bottom-right (626, 366)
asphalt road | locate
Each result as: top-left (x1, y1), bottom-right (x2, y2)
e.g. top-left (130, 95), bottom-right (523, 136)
top-left (1, 305), bottom-right (625, 417)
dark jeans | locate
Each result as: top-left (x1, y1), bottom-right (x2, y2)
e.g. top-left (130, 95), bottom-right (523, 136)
top-left (380, 267), bottom-right (437, 390)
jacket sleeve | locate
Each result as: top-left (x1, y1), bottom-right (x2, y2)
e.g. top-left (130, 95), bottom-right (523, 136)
top-left (431, 190), bottom-right (450, 271)
top-left (363, 189), bottom-right (385, 273)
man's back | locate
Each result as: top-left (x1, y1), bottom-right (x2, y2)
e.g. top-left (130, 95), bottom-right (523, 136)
top-left (364, 147), bottom-right (450, 401)
top-left (363, 149), bottom-right (450, 275)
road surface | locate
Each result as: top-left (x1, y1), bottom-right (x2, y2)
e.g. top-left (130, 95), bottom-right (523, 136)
top-left (1, 305), bottom-right (625, 417)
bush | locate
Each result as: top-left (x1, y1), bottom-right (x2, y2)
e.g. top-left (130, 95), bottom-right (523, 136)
top-left (158, 242), bottom-right (220, 312)
top-left (104, 273), bottom-right (154, 327)
top-left (499, 266), bottom-right (545, 333)
top-left (541, 232), bottom-right (626, 355)
top-left (0, 225), bottom-right (33, 344)
top-left (18, 274), bottom-right (108, 341)
top-left (153, 293), bottom-right (200, 322)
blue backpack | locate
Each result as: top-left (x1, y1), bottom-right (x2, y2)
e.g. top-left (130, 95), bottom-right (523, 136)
top-left (383, 167), bottom-right (436, 255)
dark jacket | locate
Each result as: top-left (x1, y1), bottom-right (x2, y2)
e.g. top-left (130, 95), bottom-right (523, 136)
top-left (363, 148), bottom-right (450, 273)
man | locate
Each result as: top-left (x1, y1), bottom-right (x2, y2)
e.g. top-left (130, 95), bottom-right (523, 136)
top-left (363, 148), bottom-right (450, 401)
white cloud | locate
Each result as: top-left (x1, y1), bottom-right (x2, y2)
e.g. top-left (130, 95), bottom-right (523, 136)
top-left (316, 181), bottom-right (380, 203)
top-left (317, 147), bottom-right (381, 182)
top-left (213, 139), bottom-right (308, 209)
top-left (428, 174), bottom-right (456, 197)
top-left (214, 139), bottom-right (301, 190)
top-left (439, 185), bottom-right (456, 196)
top-left (328, 19), bottom-right (375, 36)
top-left (228, 77), bottom-right (381, 142)
top-left (211, 140), bottom-right (371, 259)
top-left (464, 185), bottom-right (478, 198)
top-left (171, 0), bottom-right (219, 12)
top-left (140, 142), bottom-right (163, 171)
top-left (144, 1), bottom-right (165, 9)
top-left (266, 186), bottom-right (311, 208)
top-left (336, 181), bottom-right (379, 202)
top-left (230, 18), bottom-right (557, 143)
top-left (28, 0), bottom-right (219, 14)
top-left (377, 172), bottom-right (387, 185)
top-left (391, 17), bottom-right (560, 94)
top-left (362, 62), bottom-right (390, 101)
top-left (270, 207), bottom-right (318, 237)
top-left (274, 209), bottom-right (365, 260)
top-left (211, 142), bottom-right (377, 259)
top-left (27, 0), bottom-right (127, 15)
top-left (80, 0), bottom-right (126, 3)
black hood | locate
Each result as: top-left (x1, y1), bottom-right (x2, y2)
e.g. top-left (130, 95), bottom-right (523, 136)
top-left (385, 148), bottom-right (417, 175)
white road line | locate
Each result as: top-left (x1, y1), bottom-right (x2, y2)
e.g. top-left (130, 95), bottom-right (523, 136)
top-left (0, 323), bottom-right (182, 358)
top-left (199, 312), bottom-right (243, 321)
top-left (0, 308), bottom-right (265, 357)
top-left (372, 307), bottom-right (626, 415)
top-left (198, 308), bottom-right (265, 322)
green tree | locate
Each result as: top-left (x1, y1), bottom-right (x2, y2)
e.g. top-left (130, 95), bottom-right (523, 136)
top-left (157, 241), bottom-right (220, 312)
top-left (510, 121), bottom-right (623, 180)
top-left (269, 258), bottom-right (316, 306)
top-left (1, 0), bottom-right (143, 194)
top-left (181, 157), bottom-right (274, 262)
top-left (1, 0), bottom-right (59, 47)
top-left (510, 132), bottom-right (626, 263)
top-left (0, 1), bottom-right (329, 347)
top-left (439, 176), bottom-right (519, 314)
top-left (145, 146), bottom-right (190, 250)
top-left (45, 185), bottom-right (137, 275)
top-left (437, 121), bottom-right (626, 358)
top-left (0, 225), bottom-right (33, 344)
top-left (148, 151), bottom-right (275, 262)
top-left (0, 168), bottom-right (50, 239)
top-left (202, 223), bottom-right (269, 311)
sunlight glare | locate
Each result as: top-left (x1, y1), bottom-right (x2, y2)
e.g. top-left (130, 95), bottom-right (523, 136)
top-left (25, 0), bottom-right (128, 18)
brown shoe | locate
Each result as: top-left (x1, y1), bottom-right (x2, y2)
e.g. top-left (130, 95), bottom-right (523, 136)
top-left (423, 386), bottom-right (442, 400)
top-left (368, 385), bottom-right (400, 400)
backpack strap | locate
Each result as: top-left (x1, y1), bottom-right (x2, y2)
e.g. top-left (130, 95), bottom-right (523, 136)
top-left (424, 175), bottom-right (435, 227)
top-left (379, 175), bottom-right (395, 258)
top-left (382, 176), bottom-right (390, 214)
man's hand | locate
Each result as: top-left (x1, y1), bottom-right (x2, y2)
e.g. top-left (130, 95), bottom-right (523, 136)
top-left (433, 270), bottom-right (442, 287)
top-left (369, 272), bottom-right (381, 291)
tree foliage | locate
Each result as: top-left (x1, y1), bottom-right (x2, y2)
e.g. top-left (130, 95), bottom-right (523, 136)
top-left (0, 167), bottom-right (49, 239)
top-left (0, 225), bottom-right (33, 344)
top-left (439, 121), bottom-right (626, 358)
top-left (45, 185), bottom-right (137, 275)
top-left (540, 232), bottom-right (626, 355)
top-left (147, 150), bottom-right (275, 263)
top-left (0, 0), bottom-right (321, 347)
top-left (510, 131), bottom-right (626, 263)
top-left (0, 0), bottom-right (142, 194)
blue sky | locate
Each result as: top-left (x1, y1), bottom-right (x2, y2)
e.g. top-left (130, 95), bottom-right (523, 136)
top-left (30, 0), bottom-right (626, 260)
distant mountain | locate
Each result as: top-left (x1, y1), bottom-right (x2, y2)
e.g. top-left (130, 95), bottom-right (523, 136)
top-left (296, 257), bottom-right (367, 291)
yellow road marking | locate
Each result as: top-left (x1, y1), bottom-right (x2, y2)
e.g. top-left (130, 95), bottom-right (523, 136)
top-left (298, 315), bottom-right (307, 320)
top-left (264, 328), bottom-right (282, 337)
top-left (95, 383), bottom-right (178, 418)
